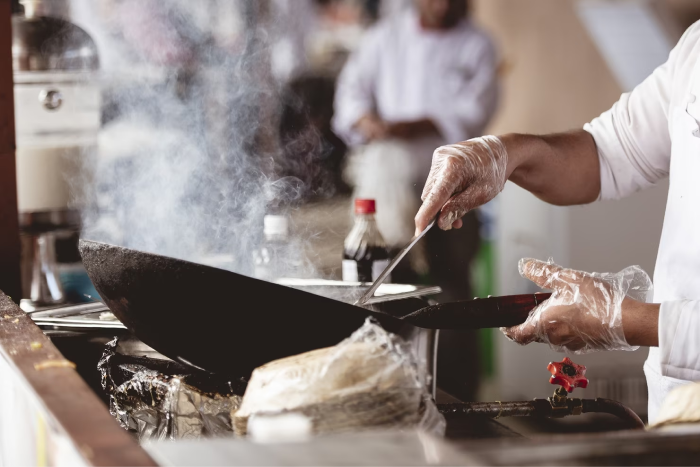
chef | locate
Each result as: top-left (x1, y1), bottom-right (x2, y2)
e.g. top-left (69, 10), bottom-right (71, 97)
top-left (333, 0), bottom-right (498, 288)
top-left (333, 0), bottom-right (499, 401)
top-left (414, 21), bottom-right (700, 421)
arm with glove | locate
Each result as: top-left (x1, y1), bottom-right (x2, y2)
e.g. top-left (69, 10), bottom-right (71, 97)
top-left (412, 22), bottom-right (700, 405)
top-left (505, 257), bottom-right (700, 382)
top-left (412, 25), bottom-right (685, 354)
top-left (502, 258), bottom-right (659, 353)
top-left (415, 13), bottom-right (685, 234)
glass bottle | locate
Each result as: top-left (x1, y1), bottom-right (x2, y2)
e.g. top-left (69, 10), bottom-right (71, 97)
top-left (342, 199), bottom-right (390, 283)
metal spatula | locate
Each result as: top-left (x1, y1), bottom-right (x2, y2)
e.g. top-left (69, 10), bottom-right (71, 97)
top-left (355, 219), bottom-right (436, 306)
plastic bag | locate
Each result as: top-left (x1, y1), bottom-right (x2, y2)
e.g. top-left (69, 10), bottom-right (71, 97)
top-left (233, 318), bottom-right (445, 438)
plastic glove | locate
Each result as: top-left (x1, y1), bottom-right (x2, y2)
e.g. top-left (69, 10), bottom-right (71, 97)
top-left (501, 258), bottom-right (653, 354)
top-left (415, 135), bottom-right (507, 233)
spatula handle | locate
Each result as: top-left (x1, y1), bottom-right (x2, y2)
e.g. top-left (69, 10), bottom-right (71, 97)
top-left (403, 293), bottom-right (552, 330)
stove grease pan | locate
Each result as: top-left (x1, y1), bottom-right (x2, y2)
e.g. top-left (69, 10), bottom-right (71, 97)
top-left (79, 240), bottom-right (409, 376)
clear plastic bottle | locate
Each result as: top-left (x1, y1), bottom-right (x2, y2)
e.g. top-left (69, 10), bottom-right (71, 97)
top-left (253, 214), bottom-right (289, 281)
top-left (342, 199), bottom-right (390, 283)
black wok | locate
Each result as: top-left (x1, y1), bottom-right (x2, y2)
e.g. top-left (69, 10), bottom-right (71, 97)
top-left (79, 240), bottom-right (548, 376)
top-left (80, 240), bottom-right (423, 376)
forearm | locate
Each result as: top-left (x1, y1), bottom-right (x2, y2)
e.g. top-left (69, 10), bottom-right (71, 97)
top-left (622, 298), bottom-right (660, 347)
top-left (501, 130), bottom-right (601, 205)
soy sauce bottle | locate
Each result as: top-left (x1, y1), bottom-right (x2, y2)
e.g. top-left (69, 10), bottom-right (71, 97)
top-left (342, 199), bottom-right (390, 283)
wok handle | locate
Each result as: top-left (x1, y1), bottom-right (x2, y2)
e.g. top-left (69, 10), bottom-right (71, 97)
top-left (402, 293), bottom-right (552, 330)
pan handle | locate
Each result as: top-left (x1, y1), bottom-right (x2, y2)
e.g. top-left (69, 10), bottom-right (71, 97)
top-left (402, 293), bottom-right (552, 330)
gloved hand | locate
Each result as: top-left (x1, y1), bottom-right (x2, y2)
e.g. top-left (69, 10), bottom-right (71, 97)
top-left (414, 135), bottom-right (508, 234)
top-left (501, 258), bottom-right (653, 354)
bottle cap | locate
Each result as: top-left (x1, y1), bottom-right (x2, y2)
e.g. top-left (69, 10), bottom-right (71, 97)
top-left (354, 199), bottom-right (376, 214)
top-left (263, 215), bottom-right (289, 237)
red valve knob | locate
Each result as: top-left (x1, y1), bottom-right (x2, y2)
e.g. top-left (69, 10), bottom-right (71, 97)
top-left (547, 357), bottom-right (588, 393)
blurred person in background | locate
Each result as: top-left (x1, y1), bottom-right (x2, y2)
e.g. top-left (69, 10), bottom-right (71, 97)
top-left (414, 21), bottom-right (700, 421)
top-left (333, 0), bottom-right (499, 400)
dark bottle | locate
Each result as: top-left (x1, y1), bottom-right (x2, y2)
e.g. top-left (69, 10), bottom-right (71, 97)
top-left (342, 199), bottom-right (390, 283)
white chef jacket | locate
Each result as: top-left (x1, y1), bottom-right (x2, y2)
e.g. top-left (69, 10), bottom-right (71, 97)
top-left (332, 9), bottom-right (499, 152)
top-left (584, 20), bottom-right (700, 422)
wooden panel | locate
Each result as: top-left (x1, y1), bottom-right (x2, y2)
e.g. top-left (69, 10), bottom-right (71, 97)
top-left (0, 0), bottom-right (21, 301)
top-left (473, 0), bottom-right (622, 135)
top-left (0, 292), bottom-right (156, 466)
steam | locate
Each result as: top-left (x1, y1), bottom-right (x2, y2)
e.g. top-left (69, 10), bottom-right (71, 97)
top-left (70, 0), bottom-right (333, 278)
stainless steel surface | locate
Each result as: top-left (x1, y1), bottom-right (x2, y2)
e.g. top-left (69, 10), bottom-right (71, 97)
top-left (275, 278), bottom-right (442, 305)
top-left (18, 211), bottom-right (79, 308)
top-left (363, 286), bottom-right (442, 305)
top-left (12, 5), bottom-right (99, 73)
top-left (356, 219), bottom-right (436, 306)
top-left (12, 0), bottom-right (99, 304)
top-left (381, 322), bottom-right (439, 399)
top-left (145, 431), bottom-right (476, 466)
top-left (28, 232), bottom-right (64, 306)
top-left (32, 317), bottom-right (126, 330)
top-left (25, 301), bottom-right (108, 317)
top-left (27, 300), bottom-right (125, 330)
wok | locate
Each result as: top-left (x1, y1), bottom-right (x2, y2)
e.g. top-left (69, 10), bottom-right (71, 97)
top-left (79, 240), bottom-right (549, 376)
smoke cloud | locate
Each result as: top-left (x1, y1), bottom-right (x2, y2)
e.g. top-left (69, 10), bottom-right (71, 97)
top-left (70, 0), bottom-right (333, 278)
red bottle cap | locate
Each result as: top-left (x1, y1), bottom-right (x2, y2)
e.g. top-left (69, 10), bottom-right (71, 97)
top-left (355, 199), bottom-right (376, 214)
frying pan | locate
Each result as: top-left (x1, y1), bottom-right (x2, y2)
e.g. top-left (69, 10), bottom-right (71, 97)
top-left (79, 239), bottom-right (549, 376)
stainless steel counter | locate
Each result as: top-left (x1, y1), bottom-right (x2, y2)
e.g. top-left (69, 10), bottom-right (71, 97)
top-left (145, 431), bottom-right (476, 466)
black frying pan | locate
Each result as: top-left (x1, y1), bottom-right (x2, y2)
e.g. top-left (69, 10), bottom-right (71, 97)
top-left (79, 239), bottom-right (549, 376)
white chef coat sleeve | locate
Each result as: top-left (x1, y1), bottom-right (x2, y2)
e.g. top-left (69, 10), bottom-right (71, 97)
top-left (428, 34), bottom-right (499, 144)
top-left (583, 24), bottom-right (700, 200)
top-left (332, 27), bottom-right (382, 146)
top-left (658, 300), bottom-right (700, 380)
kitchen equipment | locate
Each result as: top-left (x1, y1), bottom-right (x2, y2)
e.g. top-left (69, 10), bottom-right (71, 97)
top-left (274, 278), bottom-right (442, 305)
top-left (12, 0), bottom-right (100, 308)
top-left (28, 301), bottom-right (126, 332)
top-left (79, 240), bottom-right (547, 377)
top-left (356, 219), bottom-right (435, 306)
top-left (438, 357), bottom-right (645, 430)
top-left (402, 292), bottom-right (551, 329)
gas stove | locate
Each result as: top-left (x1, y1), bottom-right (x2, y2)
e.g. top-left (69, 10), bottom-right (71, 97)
top-left (33, 300), bottom-right (520, 443)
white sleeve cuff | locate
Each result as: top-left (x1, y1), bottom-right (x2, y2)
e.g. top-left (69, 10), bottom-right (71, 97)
top-left (659, 300), bottom-right (700, 381)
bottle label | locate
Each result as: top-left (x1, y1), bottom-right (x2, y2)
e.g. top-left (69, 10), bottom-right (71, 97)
top-left (342, 260), bottom-right (359, 281)
top-left (372, 259), bottom-right (390, 282)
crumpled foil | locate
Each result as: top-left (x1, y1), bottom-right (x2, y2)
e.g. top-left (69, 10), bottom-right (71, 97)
top-left (98, 338), bottom-right (244, 441)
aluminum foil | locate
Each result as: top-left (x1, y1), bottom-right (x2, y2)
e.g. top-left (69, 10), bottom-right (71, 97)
top-left (99, 338), bottom-right (243, 441)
